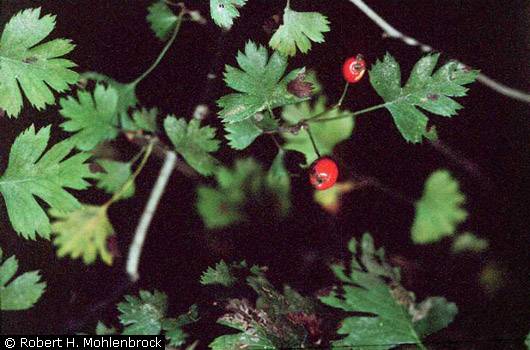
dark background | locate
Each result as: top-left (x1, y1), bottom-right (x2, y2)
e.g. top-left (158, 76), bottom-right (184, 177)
top-left (1, 0), bottom-right (530, 348)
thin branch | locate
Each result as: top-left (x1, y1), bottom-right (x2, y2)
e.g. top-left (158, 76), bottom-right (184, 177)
top-left (126, 150), bottom-right (178, 282)
top-left (348, 0), bottom-right (530, 104)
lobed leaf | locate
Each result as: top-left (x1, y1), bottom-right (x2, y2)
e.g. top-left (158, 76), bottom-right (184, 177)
top-left (210, 0), bottom-right (248, 28)
top-left (147, 1), bottom-right (179, 40)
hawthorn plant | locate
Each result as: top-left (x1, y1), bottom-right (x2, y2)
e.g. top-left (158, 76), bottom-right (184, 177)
top-left (1, 1), bottom-right (528, 349)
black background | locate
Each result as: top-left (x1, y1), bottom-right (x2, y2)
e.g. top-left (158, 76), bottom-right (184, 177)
top-left (1, 0), bottom-right (530, 348)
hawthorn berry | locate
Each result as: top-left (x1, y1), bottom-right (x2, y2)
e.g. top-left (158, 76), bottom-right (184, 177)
top-left (309, 158), bottom-right (339, 191)
top-left (342, 54), bottom-right (366, 83)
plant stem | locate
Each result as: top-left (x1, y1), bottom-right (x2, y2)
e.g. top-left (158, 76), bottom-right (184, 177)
top-left (126, 150), bottom-right (177, 282)
top-left (103, 142), bottom-right (154, 209)
top-left (130, 12), bottom-right (184, 87)
top-left (309, 102), bottom-right (387, 123)
top-left (306, 128), bottom-right (321, 159)
top-left (337, 81), bottom-right (350, 107)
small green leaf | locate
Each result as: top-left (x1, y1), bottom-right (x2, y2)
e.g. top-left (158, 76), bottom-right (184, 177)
top-left (164, 115), bottom-right (220, 175)
top-left (130, 107), bottom-right (159, 133)
top-left (50, 204), bottom-right (115, 265)
top-left (269, 5), bottom-right (330, 57)
top-left (525, 332), bottom-right (530, 349)
top-left (200, 260), bottom-right (237, 287)
top-left (412, 170), bottom-right (468, 244)
top-left (147, 1), bottom-right (179, 40)
top-left (282, 96), bottom-right (354, 166)
top-left (59, 84), bottom-right (119, 151)
top-left (369, 53), bottom-right (478, 143)
top-left (118, 290), bottom-right (168, 335)
top-left (94, 159), bottom-right (135, 200)
top-left (0, 247), bottom-right (46, 310)
top-left (451, 232), bottom-right (488, 253)
top-left (224, 112), bottom-right (279, 150)
top-left (82, 72), bottom-right (139, 117)
top-left (95, 322), bottom-right (117, 335)
top-left (0, 8), bottom-right (79, 118)
top-left (0, 125), bottom-right (92, 239)
top-left (218, 41), bottom-right (308, 123)
top-left (210, 0), bottom-right (247, 28)
top-left (162, 304), bottom-right (199, 346)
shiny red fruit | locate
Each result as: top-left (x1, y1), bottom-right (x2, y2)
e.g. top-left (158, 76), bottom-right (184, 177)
top-left (309, 158), bottom-right (339, 191)
top-left (342, 54), bottom-right (366, 83)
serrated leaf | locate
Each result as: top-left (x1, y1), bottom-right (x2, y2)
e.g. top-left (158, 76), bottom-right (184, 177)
top-left (82, 72), bottom-right (138, 117)
top-left (94, 159), bottom-right (134, 200)
top-left (218, 41), bottom-right (308, 123)
top-left (50, 204), bottom-right (115, 265)
top-left (0, 247), bottom-right (46, 310)
top-left (224, 112), bottom-right (279, 150)
top-left (0, 125), bottom-right (92, 239)
top-left (164, 115), bottom-right (220, 175)
top-left (369, 53), bottom-right (478, 143)
top-left (412, 170), bottom-right (467, 244)
top-left (282, 96), bottom-right (354, 166)
top-left (147, 1), bottom-right (179, 40)
top-left (162, 304), bottom-right (198, 346)
top-left (118, 290), bottom-right (168, 335)
top-left (130, 107), bottom-right (158, 133)
top-left (0, 8), bottom-right (79, 118)
top-left (269, 5), bottom-right (330, 57)
top-left (210, 0), bottom-right (247, 28)
top-left (59, 84), bottom-right (119, 151)
top-left (197, 158), bottom-right (290, 229)
top-left (209, 332), bottom-right (276, 350)
top-left (319, 233), bottom-right (457, 349)
top-left (200, 260), bottom-right (237, 287)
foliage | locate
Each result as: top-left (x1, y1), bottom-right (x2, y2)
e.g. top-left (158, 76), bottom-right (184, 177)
top-left (282, 96), bottom-right (353, 166)
top-left (59, 84), bottom-right (119, 151)
top-left (319, 233), bottom-right (458, 349)
top-left (0, 247), bottom-right (46, 310)
top-left (412, 170), bottom-right (468, 244)
top-left (147, 1), bottom-right (179, 40)
top-left (50, 204), bottom-right (115, 265)
top-left (200, 260), bottom-right (240, 287)
top-left (210, 0), bottom-right (248, 28)
top-left (313, 181), bottom-right (355, 214)
top-left (369, 53), bottom-right (478, 143)
top-left (0, 8), bottom-right (79, 118)
top-left (94, 159), bottom-right (135, 200)
top-left (82, 72), bottom-right (138, 118)
top-left (217, 41), bottom-right (309, 123)
top-left (164, 115), bottom-right (220, 176)
top-left (197, 157), bottom-right (290, 229)
top-left (269, 4), bottom-right (330, 57)
top-left (224, 112), bottom-right (278, 150)
top-left (451, 232), bottom-right (488, 253)
top-left (0, 125), bottom-right (93, 240)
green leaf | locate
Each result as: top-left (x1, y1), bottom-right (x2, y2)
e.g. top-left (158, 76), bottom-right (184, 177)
top-left (412, 170), bottom-right (468, 244)
top-left (94, 159), bottom-right (135, 200)
top-left (217, 41), bottom-right (308, 123)
top-left (451, 232), bottom-right (488, 253)
top-left (59, 84), bottom-right (119, 151)
top-left (200, 260), bottom-right (238, 287)
top-left (0, 247), bottom-right (46, 310)
top-left (282, 96), bottom-right (354, 166)
top-left (147, 1), bottom-right (178, 40)
top-left (319, 233), bottom-right (457, 349)
top-left (266, 148), bottom-right (291, 214)
top-left (0, 8), bottom-right (79, 118)
top-left (129, 107), bottom-right (159, 133)
top-left (369, 53), bottom-right (478, 143)
top-left (210, 0), bottom-right (247, 28)
top-left (162, 304), bottom-right (199, 346)
top-left (118, 290), bottom-right (168, 335)
top-left (82, 72), bottom-right (138, 117)
top-left (525, 333), bottom-right (530, 349)
top-left (95, 322), bottom-right (117, 335)
top-left (50, 204), bottom-right (115, 265)
top-left (164, 115), bottom-right (220, 175)
top-left (210, 332), bottom-right (276, 350)
top-left (269, 5), bottom-right (330, 57)
top-left (224, 112), bottom-right (279, 150)
top-left (197, 158), bottom-right (291, 229)
top-left (0, 125), bottom-right (93, 239)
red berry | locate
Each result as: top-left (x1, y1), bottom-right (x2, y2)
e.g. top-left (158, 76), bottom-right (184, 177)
top-left (309, 158), bottom-right (339, 191)
top-left (342, 54), bottom-right (366, 83)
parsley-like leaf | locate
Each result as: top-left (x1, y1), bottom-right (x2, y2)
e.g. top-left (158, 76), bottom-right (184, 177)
top-left (210, 0), bottom-right (247, 28)
top-left (200, 260), bottom-right (239, 287)
top-left (0, 125), bottom-right (92, 239)
top-left (369, 53), bottom-right (478, 143)
top-left (412, 170), bottom-right (468, 244)
top-left (82, 72), bottom-right (138, 117)
top-left (0, 247), bottom-right (46, 310)
top-left (319, 233), bottom-right (458, 349)
top-left (0, 8), bottom-right (79, 118)
top-left (118, 290), bottom-right (168, 335)
top-left (269, 5), bottom-right (330, 57)
top-left (224, 112), bottom-right (279, 150)
top-left (94, 159), bottom-right (135, 200)
top-left (129, 107), bottom-right (159, 133)
top-left (59, 84), bottom-right (119, 151)
top-left (217, 41), bottom-right (308, 123)
top-left (282, 96), bottom-right (354, 166)
top-left (50, 204), bottom-right (115, 265)
top-left (164, 115), bottom-right (220, 176)
top-left (147, 1), bottom-right (179, 40)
